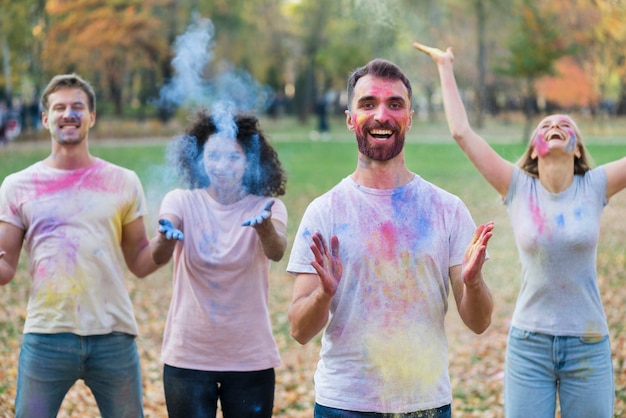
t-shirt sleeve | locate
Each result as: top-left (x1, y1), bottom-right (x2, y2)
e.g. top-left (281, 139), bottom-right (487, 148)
top-left (270, 198), bottom-right (288, 226)
top-left (159, 189), bottom-right (185, 219)
top-left (0, 174), bottom-right (23, 229)
top-left (286, 199), bottom-right (323, 275)
top-left (123, 171), bottom-right (149, 225)
top-left (589, 166), bottom-right (608, 206)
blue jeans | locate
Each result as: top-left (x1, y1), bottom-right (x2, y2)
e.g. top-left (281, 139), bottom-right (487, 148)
top-left (15, 332), bottom-right (143, 418)
top-left (314, 403), bottom-right (451, 418)
top-left (163, 364), bottom-right (275, 418)
top-left (504, 326), bottom-right (614, 418)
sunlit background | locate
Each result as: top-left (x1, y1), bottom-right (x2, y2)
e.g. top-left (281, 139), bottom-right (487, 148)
top-left (1, 0), bottom-right (625, 141)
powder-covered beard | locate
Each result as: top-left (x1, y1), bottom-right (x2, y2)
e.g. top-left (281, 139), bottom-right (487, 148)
top-left (356, 121), bottom-right (405, 161)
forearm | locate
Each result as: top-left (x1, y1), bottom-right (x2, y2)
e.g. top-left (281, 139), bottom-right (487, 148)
top-left (458, 274), bottom-right (493, 334)
top-left (125, 239), bottom-right (162, 278)
top-left (255, 221), bottom-right (287, 262)
top-left (151, 234), bottom-right (177, 265)
top-left (0, 252), bottom-right (16, 285)
top-left (437, 62), bottom-right (474, 143)
top-left (288, 285), bottom-right (332, 345)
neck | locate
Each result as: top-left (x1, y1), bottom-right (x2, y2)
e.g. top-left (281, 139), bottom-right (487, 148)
top-left (207, 185), bottom-right (248, 205)
top-left (537, 156), bottom-right (575, 193)
top-left (351, 153), bottom-right (413, 189)
top-left (44, 140), bottom-right (95, 170)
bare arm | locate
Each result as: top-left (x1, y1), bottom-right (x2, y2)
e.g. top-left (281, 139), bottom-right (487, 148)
top-left (288, 273), bottom-right (333, 344)
top-left (121, 216), bottom-right (162, 278)
top-left (450, 222), bottom-right (494, 334)
top-left (413, 42), bottom-right (514, 197)
top-left (151, 215), bottom-right (182, 265)
top-left (288, 233), bottom-right (341, 344)
top-left (0, 222), bottom-right (25, 285)
top-left (604, 156), bottom-right (626, 200)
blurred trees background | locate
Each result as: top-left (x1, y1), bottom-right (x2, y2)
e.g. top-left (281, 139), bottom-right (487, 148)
top-left (1, 0), bottom-right (625, 129)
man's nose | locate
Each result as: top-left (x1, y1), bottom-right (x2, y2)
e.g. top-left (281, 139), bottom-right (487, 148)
top-left (373, 105), bottom-right (390, 122)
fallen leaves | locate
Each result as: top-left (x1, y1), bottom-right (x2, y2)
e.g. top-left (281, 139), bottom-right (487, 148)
top-left (1, 197), bottom-right (625, 418)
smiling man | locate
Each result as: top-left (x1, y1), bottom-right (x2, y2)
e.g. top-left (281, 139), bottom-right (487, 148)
top-left (286, 58), bottom-right (495, 417)
top-left (0, 73), bottom-right (164, 417)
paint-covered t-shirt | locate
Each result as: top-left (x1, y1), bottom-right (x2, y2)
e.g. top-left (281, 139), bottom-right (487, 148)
top-left (0, 158), bottom-right (148, 336)
top-left (159, 189), bottom-right (286, 372)
top-left (505, 166), bottom-right (609, 337)
top-left (287, 175), bottom-right (476, 413)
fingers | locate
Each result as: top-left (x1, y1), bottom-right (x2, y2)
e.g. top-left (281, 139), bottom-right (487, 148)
top-left (242, 201), bottom-right (274, 227)
top-left (157, 218), bottom-right (183, 240)
top-left (412, 42), bottom-right (454, 63)
top-left (477, 221), bottom-right (494, 247)
top-left (330, 235), bottom-right (340, 258)
top-left (263, 200), bottom-right (275, 211)
top-left (412, 42), bottom-right (438, 55)
top-left (311, 232), bottom-right (328, 256)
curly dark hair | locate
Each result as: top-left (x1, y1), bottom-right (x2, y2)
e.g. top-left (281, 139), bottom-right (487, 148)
top-left (168, 109), bottom-right (286, 196)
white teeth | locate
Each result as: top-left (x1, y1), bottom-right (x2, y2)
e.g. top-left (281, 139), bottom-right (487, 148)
top-left (370, 129), bottom-right (392, 135)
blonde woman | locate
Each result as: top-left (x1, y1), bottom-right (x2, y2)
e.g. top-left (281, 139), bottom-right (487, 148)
top-left (415, 42), bottom-right (626, 418)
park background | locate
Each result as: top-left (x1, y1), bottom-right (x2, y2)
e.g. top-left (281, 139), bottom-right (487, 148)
top-left (1, 0), bottom-right (626, 417)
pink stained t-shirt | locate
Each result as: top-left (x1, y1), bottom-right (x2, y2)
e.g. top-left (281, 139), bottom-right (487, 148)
top-left (159, 188), bottom-right (286, 372)
top-left (0, 158), bottom-right (147, 336)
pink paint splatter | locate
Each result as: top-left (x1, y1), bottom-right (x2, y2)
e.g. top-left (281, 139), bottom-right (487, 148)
top-left (529, 194), bottom-right (546, 234)
top-left (534, 131), bottom-right (549, 157)
top-left (566, 128), bottom-right (576, 152)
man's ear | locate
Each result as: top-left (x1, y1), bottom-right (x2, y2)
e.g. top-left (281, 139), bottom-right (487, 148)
top-left (345, 110), bottom-right (356, 132)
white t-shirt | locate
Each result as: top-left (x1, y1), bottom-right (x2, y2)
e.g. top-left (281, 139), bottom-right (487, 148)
top-left (505, 166), bottom-right (609, 336)
top-left (0, 158), bottom-right (147, 336)
top-left (287, 175), bottom-right (476, 413)
top-left (159, 189), bottom-right (286, 372)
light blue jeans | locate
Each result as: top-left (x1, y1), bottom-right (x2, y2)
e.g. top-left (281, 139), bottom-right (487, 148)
top-left (15, 332), bottom-right (144, 418)
top-left (504, 326), bottom-right (614, 418)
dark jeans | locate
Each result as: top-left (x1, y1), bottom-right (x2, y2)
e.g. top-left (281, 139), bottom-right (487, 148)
top-left (314, 403), bottom-right (451, 418)
top-left (163, 364), bottom-right (275, 418)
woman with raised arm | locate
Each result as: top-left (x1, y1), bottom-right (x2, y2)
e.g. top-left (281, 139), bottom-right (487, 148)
top-left (414, 42), bottom-right (626, 418)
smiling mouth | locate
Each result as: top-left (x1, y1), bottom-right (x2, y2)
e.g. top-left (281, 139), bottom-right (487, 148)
top-left (59, 117), bottom-right (81, 129)
top-left (369, 129), bottom-right (393, 140)
top-left (545, 130), bottom-right (565, 141)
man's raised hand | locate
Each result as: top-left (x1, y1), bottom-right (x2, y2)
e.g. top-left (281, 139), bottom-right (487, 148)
top-left (310, 232), bottom-right (342, 296)
top-left (462, 222), bottom-right (494, 286)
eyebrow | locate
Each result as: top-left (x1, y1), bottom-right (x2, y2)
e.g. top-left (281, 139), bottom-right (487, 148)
top-left (356, 95), bottom-right (407, 106)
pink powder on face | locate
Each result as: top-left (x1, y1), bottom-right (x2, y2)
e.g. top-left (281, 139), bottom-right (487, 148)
top-left (534, 131), bottom-right (549, 157)
top-left (566, 129), bottom-right (576, 152)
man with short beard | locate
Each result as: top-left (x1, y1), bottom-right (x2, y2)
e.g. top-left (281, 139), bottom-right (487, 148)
top-left (287, 58), bottom-right (495, 417)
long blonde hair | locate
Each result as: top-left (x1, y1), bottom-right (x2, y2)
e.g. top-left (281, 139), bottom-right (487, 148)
top-left (516, 114), bottom-right (594, 177)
